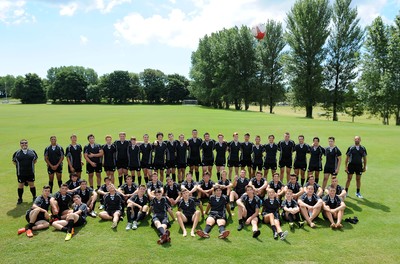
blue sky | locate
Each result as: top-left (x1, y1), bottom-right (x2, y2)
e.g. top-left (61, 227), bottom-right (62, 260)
top-left (0, 0), bottom-right (399, 79)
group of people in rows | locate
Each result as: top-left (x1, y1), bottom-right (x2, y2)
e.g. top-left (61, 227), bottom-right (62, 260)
top-left (12, 130), bottom-right (367, 244)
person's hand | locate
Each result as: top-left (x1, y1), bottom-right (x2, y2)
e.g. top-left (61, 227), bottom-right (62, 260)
top-left (245, 218), bottom-right (251, 225)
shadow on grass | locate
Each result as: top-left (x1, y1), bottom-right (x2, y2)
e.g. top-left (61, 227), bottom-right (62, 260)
top-left (356, 198), bottom-right (390, 213)
top-left (344, 199), bottom-right (363, 212)
top-left (7, 204), bottom-right (29, 218)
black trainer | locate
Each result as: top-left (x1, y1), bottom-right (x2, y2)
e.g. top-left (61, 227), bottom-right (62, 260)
top-left (17, 198), bottom-right (23, 205)
top-left (237, 222), bottom-right (244, 231)
top-left (273, 232), bottom-right (278, 240)
top-left (252, 230), bottom-right (261, 238)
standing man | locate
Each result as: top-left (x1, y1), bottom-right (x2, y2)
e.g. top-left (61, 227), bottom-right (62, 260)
top-left (277, 132), bottom-right (295, 183)
top-left (240, 133), bottom-right (253, 177)
top-left (153, 132), bottom-right (167, 182)
top-left (127, 137), bottom-right (141, 183)
top-left (214, 133), bottom-right (227, 181)
top-left (102, 135), bottom-right (116, 184)
top-left (263, 135), bottom-right (278, 180)
top-left (227, 132), bottom-right (241, 180)
top-left (322, 137), bottom-right (342, 191)
top-left (44, 136), bottom-right (64, 193)
top-left (13, 139), bottom-right (38, 204)
top-left (175, 134), bottom-right (188, 183)
top-left (65, 134), bottom-right (83, 179)
top-left (187, 129), bottom-right (202, 182)
top-left (200, 132), bottom-right (215, 177)
top-left (293, 135), bottom-right (310, 186)
top-left (308, 137), bottom-right (325, 184)
top-left (165, 133), bottom-right (178, 182)
top-left (345, 136), bottom-right (367, 198)
top-left (84, 134), bottom-right (103, 190)
top-left (115, 132), bottom-right (130, 187)
top-left (251, 135), bottom-right (264, 178)
top-left (139, 134), bottom-right (153, 184)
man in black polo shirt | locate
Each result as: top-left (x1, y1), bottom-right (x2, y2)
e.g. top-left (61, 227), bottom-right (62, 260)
top-left (153, 132), bottom-right (167, 182)
top-left (151, 189), bottom-right (173, 244)
top-left (99, 185), bottom-right (123, 229)
top-left (200, 132), bottom-right (215, 177)
top-left (12, 139), bottom-right (38, 204)
top-left (176, 134), bottom-right (189, 183)
top-left (229, 169), bottom-right (250, 210)
top-left (322, 185), bottom-right (346, 229)
top-left (322, 137), bottom-right (342, 191)
top-left (44, 136), bottom-right (64, 193)
top-left (214, 133), bottom-right (228, 180)
top-left (196, 186), bottom-right (230, 239)
top-left (252, 135), bottom-right (264, 178)
top-left (165, 133), bottom-right (178, 182)
top-left (176, 189), bottom-right (201, 237)
top-left (127, 137), bottom-right (141, 183)
top-left (188, 129), bottom-right (202, 181)
top-left (293, 135), bottom-right (310, 186)
top-left (277, 132), bottom-right (295, 182)
top-left (114, 132), bottom-right (129, 187)
top-left (164, 177), bottom-right (181, 206)
top-left (264, 135), bottom-right (278, 180)
top-left (240, 133), bottom-right (253, 177)
top-left (236, 185), bottom-right (261, 238)
top-left (126, 185), bottom-right (149, 230)
top-left (345, 136), bottom-right (367, 198)
top-left (66, 134), bottom-right (83, 179)
top-left (139, 134), bottom-right (153, 184)
top-left (308, 137), bottom-right (325, 184)
top-left (84, 134), bottom-right (103, 189)
top-left (227, 132), bottom-right (241, 180)
top-left (50, 184), bottom-right (73, 220)
top-left (74, 179), bottom-right (97, 217)
top-left (102, 135), bottom-right (116, 184)
top-left (298, 185), bottom-right (323, 228)
top-left (147, 172), bottom-right (164, 199)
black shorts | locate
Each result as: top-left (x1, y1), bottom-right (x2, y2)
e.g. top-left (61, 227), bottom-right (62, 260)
top-left (347, 164), bottom-right (363, 175)
top-left (106, 210), bottom-right (121, 216)
top-left (166, 160), bottom-right (177, 169)
top-left (152, 215), bottom-right (171, 228)
top-left (208, 211), bottom-right (226, 220)
top-left (86, 163), bottom-right (102, 174)
top-left (263, 161), bottom-right (277, 170)
top-left (103, 165), bottom-right (116, 172)
top-left (294, 161), bottom-right (307, 171)
top-left (140, 161), bottom-right (152, 169)
top-left (128, 166), bottom-right (141, 171)
top-left (48, 165), bottom-right (62, 174)
top-left (279, 160), bottom-right (292, 168)
top-left (68, 165), bottom-right (82, 174)
top-left (262, 211), bottom-right (279, 220)
top-left (75, 216), bottom-right (87, 227)
top-left (227, 160), bottom-right (240, 167)
top-left (188, 157), bottom-right (201, 167)
top-left (308, 164), bottom-right (322, 172)
top-left (214, 159), bottom-right (226, 167)
top-left (252, 163), bottom-right (263, 171)
top-left (323, 166), bottom-right (337, 175)
top-left (201, 160), bottom-right (214, 166)
top-left (25, 210), bottom-right (46, 223)
top-left (116, 160), bottom-right (128, 169)
top-left (244, 214), bottom-right (260, 223)
top-left (240, 160), bottom-right (252, 167)
top-left (183, 213), bottom-right (194, 224)
top-left (153, 163), bottom-right (165, 170)
top-left (17, 174), bottom-right (35, 183)
top-left (176, 163), bottom-right (187, 169)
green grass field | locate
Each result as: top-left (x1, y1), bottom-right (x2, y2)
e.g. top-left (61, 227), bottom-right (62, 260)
top-left (1, 104), bottom-right (399, 264)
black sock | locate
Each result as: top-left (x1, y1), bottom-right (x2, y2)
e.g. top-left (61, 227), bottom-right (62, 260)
top-left (345, 188), bottom-right (348, 193)
top-left (126, 207), bottom-right (132, 222)
top-left (195, 172), bottom-right (200, 182)
top-left (30, 187), bottom-right (36, 198)
top-left (271, 225), bottom-right (277, 233)
top-left (219, 225), bottom-right (225, 233)
top-left (315, 177), bottom-right (319, 183)
top-left (157, 227), bottom-right (165, 236)
top-left (239, 218), bottom-right (243, 224)
top-left (49, 181), bottom-right (54, 193)
top-left (90, 186), bottom-right (94, 189)
top-left (57, 180), bottom-right (62, 187)
top-left (97, 185), bottom-right (100, 190)
top-left (301, 178), bottom-right (305, 186)
top-left (204, 224), bottom-right (212, 234)
top-left (118, 176), bottom-right (123, 186)
top-left (172, 174), bottom-right (176, 182)
top-left (356, 188), bottom-right (360, 193)
top-left (61, 227), bottom-right (68, 232)
top-left (288, 213), bottom-right (294, 222)
top-left (18, 188), bottom-right (23, 199)
top-left (137, 211), bottom-right (145, 222)
top-left (144, 177), bottom-right (149, 184)
top-left (67, 219), bottom-right (74, 232)
top-left (138, 176), bottom-right (142, 185)
top-left (217, 172), bottom-right (221, 181)
top-left (28, 223), bottom-right (34, 230)
top-left (92, 201), bottom-right (97, 210)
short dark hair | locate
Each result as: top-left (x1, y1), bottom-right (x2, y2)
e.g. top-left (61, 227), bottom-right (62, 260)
top-left (156, 132), bottom-right (163, 138)
top-left (154, 188), bottom-right (162, 194)
top-left (61, 183), bottom-right (68, 188)
top-left (87, 134), bottom-right (94, 140)
top-left (43, 185), bottom-right (51, 190)
top-left (328, 136), bottom-right (335, 141)
top-left (244, 133), bottom-right (250, 137)
top-left (313, 137), bottom-right (320, 142)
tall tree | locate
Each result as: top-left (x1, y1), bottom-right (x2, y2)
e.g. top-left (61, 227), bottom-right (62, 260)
top-left (103, 71), bottom-right (132, 104)
top-left (140, 69), bottom-right (166, 104)
top-left (257, 20), bottom-right (286, 113)
top-left (165, 74), bottom-right (190, 104)
top-left (20, 73), bottom-right (46, 104)
top-left (360, 17), bottom-right (390, 124)
top-left (387, 13), bottom-right (400, 125)
top-left (53, 69), bottom-right (88, 102)
top-left (0, 75), bottom-right (15, 99)
top-left (324, 0), bottom-right (364, 121)
top-left (286, 0), bottom-right (331, 118)
top-left (344, 84), bottom-right (364, 122)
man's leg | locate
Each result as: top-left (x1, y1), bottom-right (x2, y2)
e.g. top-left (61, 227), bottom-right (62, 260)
top-left (279, 167), bottom-right (285, 181)
top-left (345, 173), bottom-right (353, 193)
top-left (96, 172), bottom-right (101, 189)
top-left (286, 167), bottom-right (291, 183)
top-left (88, 173), bottom-right (94, 189)
top-left (56, 172), bottom-right (62, 188)
top-left (49, 173), bottom-right (55, 193)
top-left (322, 173), bottom-right (330, 191)
top-left (176, 211), bottom-right (187, 237)
top-left (17, 182), bottom-right (24, 204)
top-left (191, 211), bottom-right (200, 237)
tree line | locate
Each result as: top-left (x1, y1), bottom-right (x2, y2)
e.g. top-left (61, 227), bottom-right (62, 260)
top-left (0, 0), bottom-right (399, 125)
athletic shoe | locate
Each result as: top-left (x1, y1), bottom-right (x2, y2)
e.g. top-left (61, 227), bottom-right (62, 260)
top-left (26, 229), bottom-right (33, 238)
top-left (218, 230), bottom-right (230, 239)
top-left (355, 192), bottom-right (363, 199)
top-left (196, 230), bottom-right (210, 238)
top-left (230, 204), bottom-right (235, 211)
top-left (65, 232), bottom-right (72, 241)
top-left (111, 221), bottom-right (118, 229)
top-left (252, 230), bottom-right (261, 238)
top-left (125, 223), bottom-right (132, 230)
top-left (158, 233), bottom-right (168, 244)
top-left (89, 211), bottom-right (97, 217)
top-left (237, 222), bottom-right (244, 231)
top-left (289, 222), bottom-right (295, 230)
top-left (298, 221), bottom-right (305, 228)
top-left (18, 228), bottom-right (26, 235)
top-left (165, 229), bottom-right (171, 240)
top-left (280, 231), bottom-right (288, 240)
top-left (132, 221), bottom-right (138, 230)
top-left (273, 232), bottom-right (278, 240)
top-left (17, 198), bottom-right (23, 205)
top-left (99, 205), bottom-right (104, 210)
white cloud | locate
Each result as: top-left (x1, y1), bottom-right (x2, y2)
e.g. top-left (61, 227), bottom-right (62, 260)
top-left (113, 0), bottom-right (291, 49)
top-left (94, 0), bottom-right (131, 14)
top-left (353, 0), bottom-right (391, 25)
top-left (0, 0), bottom-right (34, 25)
top-left (80, 35), bottom-right (89, 45)
top-left (59, 2), bottom-right (78, 16)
